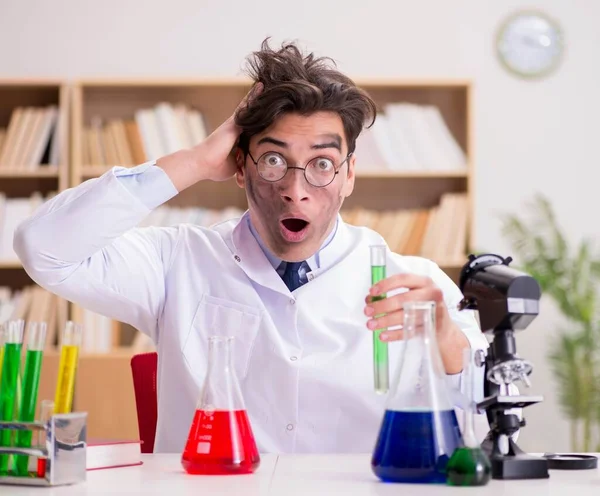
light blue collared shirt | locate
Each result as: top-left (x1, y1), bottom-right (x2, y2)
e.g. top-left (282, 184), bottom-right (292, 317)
top-left (247, 214), bottom-right (338, 283)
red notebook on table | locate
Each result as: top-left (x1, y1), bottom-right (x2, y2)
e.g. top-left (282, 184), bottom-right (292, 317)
top-left (86, 440), bottom-right (143, 470)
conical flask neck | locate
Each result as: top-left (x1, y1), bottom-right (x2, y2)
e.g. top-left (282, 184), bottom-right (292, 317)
top-left (387, 302), bottom-right (453, 411)
top-left (207, 336), bottom-right (234, 374)
top-left (198, 336), bottom-right (245, 411)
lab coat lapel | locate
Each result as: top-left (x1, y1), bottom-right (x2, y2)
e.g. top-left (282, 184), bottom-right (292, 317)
top-left (215, 214), bottom-right (290, 296)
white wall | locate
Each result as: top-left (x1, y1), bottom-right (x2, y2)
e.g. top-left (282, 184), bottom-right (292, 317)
top-left (3, 0), bottom-right (600, 453)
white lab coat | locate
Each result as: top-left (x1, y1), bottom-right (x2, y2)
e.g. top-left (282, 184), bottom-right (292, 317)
top-left (14, 164), bottom-right (490, 454)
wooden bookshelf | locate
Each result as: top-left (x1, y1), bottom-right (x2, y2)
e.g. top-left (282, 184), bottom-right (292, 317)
top-left (64, 78), bottom-right (475, 440)
top-left (0, 80), bottom-right (71, 423)
top-left (0, 78), bottom-right (70, 327)
top-left (70, 78), bottom-right (475, 284)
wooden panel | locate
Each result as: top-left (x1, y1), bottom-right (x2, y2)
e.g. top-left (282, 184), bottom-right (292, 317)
top-left (359, 84), bottom-right (469, 155)
top-left (0, 177), bottom-right (59, 198)
top-left (36, 351), bottom-right (60, 415)
top-left (74, 352), bottom-right (139, 441)
top-left (167, 178), bottom-right (248, 210)
top-left (81, 84), bottom-right (250, 134)
top-left (0, 268), bottom-right (34, 289)
top-left (0, 84), bottom-right (61, 127)
top-left (342, 176), bottom-right (468, 211)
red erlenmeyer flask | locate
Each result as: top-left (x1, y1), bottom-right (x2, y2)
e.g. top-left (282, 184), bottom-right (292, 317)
top-left (181, 335), bottom-right (260, 475)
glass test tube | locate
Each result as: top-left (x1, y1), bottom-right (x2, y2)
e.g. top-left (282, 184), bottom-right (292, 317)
top-left (36, 400), bottom-right (54, 479)
top-left (15, 322), bottom-right (47, 476)
top-left (370, 245), bottom-right (389, 394)
top-left (54, 321), bottom-right (82, 414)
top-left (0, 320), bottom-right (24, 474)
top-left (0, 323), bottom-right (5, 387)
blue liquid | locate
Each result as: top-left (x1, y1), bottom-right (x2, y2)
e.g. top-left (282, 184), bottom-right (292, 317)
top-left (371, 409), bottom-right (463, 484)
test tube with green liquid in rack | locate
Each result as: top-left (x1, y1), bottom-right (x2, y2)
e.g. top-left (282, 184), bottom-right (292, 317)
top-left (0, 324), bottom-right (5, 388)
top-left (15, 322), bottom-right (47, 476)
top-left (0, 320), bottom-right (24, 475)
top-left (370, 245), bottom-right (389, 394)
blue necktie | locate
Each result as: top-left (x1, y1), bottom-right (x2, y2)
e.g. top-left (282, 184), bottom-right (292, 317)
top-left (281, 261), bottom-right (307, 292)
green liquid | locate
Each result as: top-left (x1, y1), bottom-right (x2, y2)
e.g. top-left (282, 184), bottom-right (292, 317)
top-left (15, 349), bottom-right (44, 476)
top-left (446, 446), bottom-right (491, 486)
top-left (371, 265), bottom-right (388, 393)
top-left (0, 342), bottom-right (22, 474)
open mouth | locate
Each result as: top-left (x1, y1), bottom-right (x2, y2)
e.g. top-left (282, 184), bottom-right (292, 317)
top-left (280, 217), bottom-right (310, 242)
top-left (281, 218), bottom-right (309, 232)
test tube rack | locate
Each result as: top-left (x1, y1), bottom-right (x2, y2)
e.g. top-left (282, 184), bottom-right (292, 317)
top-left (0, 412), bottom-right (87, 487)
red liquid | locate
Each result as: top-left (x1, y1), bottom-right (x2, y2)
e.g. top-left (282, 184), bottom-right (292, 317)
top-left (181, 409), bottom-right (260, 475)
top-left (37, 458), bottom-right (46, 478)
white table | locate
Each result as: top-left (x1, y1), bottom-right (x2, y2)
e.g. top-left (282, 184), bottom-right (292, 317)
top-left (6, 453), bottom-right (600, 495)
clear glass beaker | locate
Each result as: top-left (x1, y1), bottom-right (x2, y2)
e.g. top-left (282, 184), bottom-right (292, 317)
top-left (371, 301), bottom-right (463, 484)
top-left (181, 336), bottom-right (260, 475)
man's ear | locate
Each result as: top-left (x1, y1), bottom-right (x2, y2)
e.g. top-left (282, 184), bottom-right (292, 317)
top-left (235, 149), bottom-right (246, 189)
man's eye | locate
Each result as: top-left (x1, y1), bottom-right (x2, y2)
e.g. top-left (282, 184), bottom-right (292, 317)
top-left (263, 154), bottom-right (285, 167)
top-left (315, 158), bottom-right (334, 171)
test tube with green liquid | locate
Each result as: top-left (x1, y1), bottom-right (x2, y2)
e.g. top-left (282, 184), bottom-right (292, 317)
top-left (15, 322), bottom-right (47, 476)
top-left (0, 323), bottom-right (6, 388)
top-left (370, 245), bottom-right (389, 394)
top-left (0, 320), bottom-right (24, 474)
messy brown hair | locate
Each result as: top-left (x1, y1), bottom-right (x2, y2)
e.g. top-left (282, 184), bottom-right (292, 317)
top-left (235, 38), bottom-right (377, 156)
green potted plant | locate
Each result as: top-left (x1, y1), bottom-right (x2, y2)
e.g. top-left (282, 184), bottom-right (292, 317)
top-left (500, 193), bottom-right (600, 452)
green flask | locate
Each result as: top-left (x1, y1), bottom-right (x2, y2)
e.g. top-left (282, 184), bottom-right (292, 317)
top-left (447, 348), bottom-right (491, 486)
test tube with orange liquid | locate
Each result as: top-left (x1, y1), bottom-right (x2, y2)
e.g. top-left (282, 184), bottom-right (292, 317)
top-left (53, 321), bottom-right (82, 414)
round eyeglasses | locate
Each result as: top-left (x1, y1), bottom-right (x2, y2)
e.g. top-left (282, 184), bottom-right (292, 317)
top-left (247, 151), bottom-right (352, 187)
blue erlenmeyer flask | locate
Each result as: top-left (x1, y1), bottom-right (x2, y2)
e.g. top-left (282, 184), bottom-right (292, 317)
top-left (371, 301), bottom-right (464, 484)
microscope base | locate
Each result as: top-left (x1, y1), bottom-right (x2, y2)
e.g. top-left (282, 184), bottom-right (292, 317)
top-left (489, 453), bottom-right (549, 480)
top-left (481, 433), bottom-right (550, 480)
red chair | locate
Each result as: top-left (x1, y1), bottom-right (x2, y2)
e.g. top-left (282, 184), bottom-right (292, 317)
top-left (130, 352), bottom-right (158, 454)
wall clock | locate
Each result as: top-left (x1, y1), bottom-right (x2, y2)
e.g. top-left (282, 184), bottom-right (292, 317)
top-left (496, 10), bottom-right (564, 79)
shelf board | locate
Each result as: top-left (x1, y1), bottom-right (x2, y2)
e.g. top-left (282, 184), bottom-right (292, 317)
top-left (42, 347), bottom-right (136, 358)
top-left (355, 169), bottom-right (468, 178)
top-left (0, 167), bottom-right (60, 178)
top-left (435, 259), bottom-right (468, 269)
top-left (74, 77), bottom-right (472, 88)
top-left (0, 260), bottom-right (23, 269)
top-left (81, 165), bottom-right (116, 178)
top-left (79, 166), bottom-right (468, 180)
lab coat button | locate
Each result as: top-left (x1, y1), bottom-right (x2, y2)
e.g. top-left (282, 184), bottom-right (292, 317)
top-left (289, 299), bottom-right (295, 305)
top-left (234, 255), bottom-right (241, 262)
top-left (290, 356), bottom-right (297, 361)
top-left (286, 424), bottom-right (294, 431)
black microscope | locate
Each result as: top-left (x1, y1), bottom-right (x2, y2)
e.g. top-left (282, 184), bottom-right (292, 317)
top-left (457, 253), bottom-right (549, 480)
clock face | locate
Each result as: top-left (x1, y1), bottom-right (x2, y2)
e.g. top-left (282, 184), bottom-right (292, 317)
top-left (496, 11), bottom-right (564, 79)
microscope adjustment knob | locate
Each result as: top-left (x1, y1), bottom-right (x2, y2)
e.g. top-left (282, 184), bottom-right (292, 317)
top-left (474, 349), bottom-right (486, 368)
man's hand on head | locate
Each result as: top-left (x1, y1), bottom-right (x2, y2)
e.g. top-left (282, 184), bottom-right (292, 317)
top-left (156, 82), bottom-right (263, 191)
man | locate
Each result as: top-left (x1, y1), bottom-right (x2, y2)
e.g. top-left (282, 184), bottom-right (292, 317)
top-left (14, 40), bottom-right (488, 454)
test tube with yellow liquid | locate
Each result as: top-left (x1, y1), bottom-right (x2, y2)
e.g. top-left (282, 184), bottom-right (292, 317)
top-left (54, 321), bottom-right (82, 414)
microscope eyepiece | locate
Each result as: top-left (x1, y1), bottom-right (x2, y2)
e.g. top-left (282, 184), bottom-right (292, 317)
top-left (458, 253), bottom-right (541, 333)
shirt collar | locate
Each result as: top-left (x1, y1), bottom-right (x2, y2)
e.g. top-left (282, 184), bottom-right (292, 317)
top-left (247, 213), bottom-right (338, 272)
